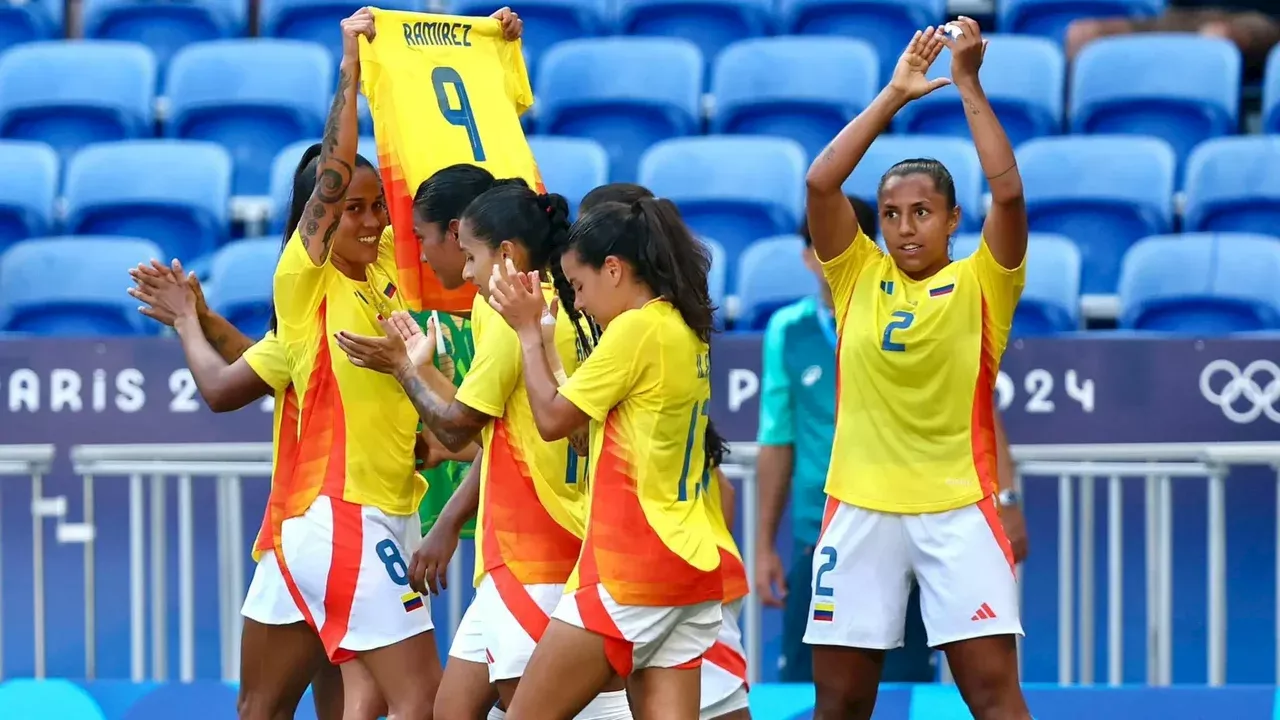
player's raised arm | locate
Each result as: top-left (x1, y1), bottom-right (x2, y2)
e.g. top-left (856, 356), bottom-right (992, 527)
top-left (806, 28), bottom-right (951, 262)
top-left (939, 18), bottom-right (1027, 269)
top-left (298, 8), bottom-right (374, 266)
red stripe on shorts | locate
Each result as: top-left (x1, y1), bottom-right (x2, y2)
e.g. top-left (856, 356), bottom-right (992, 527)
top-left (574, 585), bottom-right (633, 677)
top-left (490, 565), bottom-right (551, 642)
top-left (704, 640), bottom-right (748, 686)
top-left (274, 498), bottom-right (364, 663)
top-left (977, 495), bottom-right (1016, 576)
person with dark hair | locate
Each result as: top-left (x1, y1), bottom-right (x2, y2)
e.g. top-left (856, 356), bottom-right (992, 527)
top-left (337, 185), bottom-right (629, 719)
top-left (481, 197), bottom-right (723, 719)
top-left (126, 262), bottom-right (351, 720)
top-left (576, 181), bottom-right (751, 720)
top-left (264, 9), bottom-right (444, 720)
top-left (802, 20), bottom-right (1031, 720)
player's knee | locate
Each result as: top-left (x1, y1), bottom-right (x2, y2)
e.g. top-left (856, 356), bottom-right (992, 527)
top-left (812, 676), bottom-right (874, 720)
top-left (236, 688), bottom-right (287, 720)
top-left (959, 674), bottom-right (1029, 720)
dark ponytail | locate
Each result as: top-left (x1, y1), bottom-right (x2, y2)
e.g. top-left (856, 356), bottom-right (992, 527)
top-left (705, 418), bottom-right (728, 470)
top-left (459, 185), bottom-right (600, 357)
top-left (270, 143), bottom-right (376, 334)
top-left (566, 198), bottom-right (716, 344)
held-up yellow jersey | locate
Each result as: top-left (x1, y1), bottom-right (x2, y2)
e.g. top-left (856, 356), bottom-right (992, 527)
top-left (242, 332), bottom-right (294, 563)
top-left (360, 10), bottom-right (541, 314)
top-left (822, 231), bottom-right (1025, 514)
top-left (456, 287), bottom-right (587, 587)
top-left (560, 300), bottom-right (723, 607)
top-left (270, 228), bottom-right (425, 522)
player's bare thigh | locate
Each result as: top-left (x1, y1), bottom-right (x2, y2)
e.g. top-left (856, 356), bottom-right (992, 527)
top-left (504, 619), bottom-right (617, 720)
top-left (435, 658), bottom-right (495, 720)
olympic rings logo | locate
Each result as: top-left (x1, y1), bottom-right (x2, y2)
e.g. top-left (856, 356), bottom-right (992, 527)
top-left (1199, 359), bottom-right (1280, 424)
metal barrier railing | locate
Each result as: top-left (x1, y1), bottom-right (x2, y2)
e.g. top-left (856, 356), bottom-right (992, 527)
top-left (3, 441), bottom-right (1279, 686)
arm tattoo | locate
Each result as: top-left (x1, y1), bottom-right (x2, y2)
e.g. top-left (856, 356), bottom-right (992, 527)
top-left (818, 144), bottom-right (836, 164)
top-left (398, 371), bottom-right (488, 452)
top-left (301, 66), bottom-right (356, 253)
top-left (964, 96), bottom-right (983, 117)
top-left (985, 163), bottom-right (1018, 181)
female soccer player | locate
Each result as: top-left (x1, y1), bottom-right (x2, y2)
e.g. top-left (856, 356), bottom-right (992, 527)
top-left (337, 183), bottom-right (629, 720)
top-left (484, 197), bottom-right (725, 720)
top-left (573, 182), bottom-right (751, 720)
top-left (128, 264), bottom-right (352, 720)
top-left (269, 9), bottom-right (441, 719)
top-left (803, 20), bottom-right (1030, 720)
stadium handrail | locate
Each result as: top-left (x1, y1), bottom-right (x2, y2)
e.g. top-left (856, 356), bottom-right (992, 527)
top-left (3, 441), bottom-right (1279, 685)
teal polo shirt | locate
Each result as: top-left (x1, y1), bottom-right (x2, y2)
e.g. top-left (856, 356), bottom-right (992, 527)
top-left (756, 296), bottom-right (837, 547)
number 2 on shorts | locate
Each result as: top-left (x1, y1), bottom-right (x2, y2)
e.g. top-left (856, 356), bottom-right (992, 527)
top-left (881, 310), bottom-right (914, 352)
top-left (375, 539), bottom-right (410, 586)
top-left (432, 66), bottom-right (486, 162)
top-left (814, 547), bottom-right (837, 597)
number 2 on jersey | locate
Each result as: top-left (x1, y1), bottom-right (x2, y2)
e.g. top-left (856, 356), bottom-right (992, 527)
top-left (677, 399), bottom-right (710, 501)
top-left (881, 310), bottom-right (915, 352)
top-left (431, 66), bottom-right (486, 162)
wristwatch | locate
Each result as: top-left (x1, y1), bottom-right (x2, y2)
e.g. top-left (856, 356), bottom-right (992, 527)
top-left (997, 489), bottom-right (1021, 508)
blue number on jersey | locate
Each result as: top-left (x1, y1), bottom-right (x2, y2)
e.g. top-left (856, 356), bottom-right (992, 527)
top-left (881, 310), bottom-right (915, 352)
top-left (676, 399), bottom-right (710, 501)
top-left (431, 66), bottom-right (486, 162)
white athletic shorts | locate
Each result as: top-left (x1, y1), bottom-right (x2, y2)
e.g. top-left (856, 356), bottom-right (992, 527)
top-left (552, 583), bottom-right (722, 676)
top-left (241, 552), bottom-right (305, 625)
top-left (467, 567), bottom-right (565, 681)
top-left (448, 587), bottom-right (486, 664)
top-left (700, 599), bottom-right (749, 720)
top-left (275, 495), bottom-right (433, 662)
top-left (803, 495), bottom-right (1023, 649)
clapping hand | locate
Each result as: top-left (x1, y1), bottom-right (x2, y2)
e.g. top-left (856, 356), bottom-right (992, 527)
top-left (487, 257), bottom-right (547, 341)
top-left (128, 259), bottom-right (200, 325)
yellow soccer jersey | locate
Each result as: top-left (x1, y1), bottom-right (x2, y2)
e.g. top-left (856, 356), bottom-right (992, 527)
top-left (822, 231), bottom-right (1025, 514)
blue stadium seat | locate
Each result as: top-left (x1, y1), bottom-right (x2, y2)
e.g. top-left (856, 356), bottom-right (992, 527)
top-left (1119, 233), bottom-right (1280, 333)
top-left (616, 0), bottom-right (771, 70)
top-left (895, 35), bottom-right (1064, 147)
top-left (711, 37), bottom-right (877, 159)
top-left (735, 234), bottom-right (819, 329)
top-left (529, 136), bottom-right (608, 215)
top-left (268, 136), bottom-right (379, 232)
top-left (0, 140), bottom-right (58, 251)
top-left (207, 237), bottom-right (279, 337)
top-left (0, 41), bottom-right (156, 161)
top-left (81, 0), bottom-right (247, 82)
top-left (840, 135), bottom-right (984, 232)
top-left (779, 0), bottom-right (944, 85)
top-left (64, 140), bottom-right (232, 262)
top-left (1263, 44), bottom-right (1280, 134)
top-left (536, 38), bottom-right (703, 182)
top-left (448, 0), bottom-right (610, 68)
top-left (0, 236), bottom-right (163, 336)
top-left (1018, 135), bottom-right (1175, 295)
top-left (1070, 35), bottom-right (1240, 181)
top-left (705, 237), bottom-right (726, 324)
top-left (120, 680), bottom-right (239, 720)
top-left (1184, 137), bottom-right (1280, 235)
top-left (952, 233), bottom-right (1082, 336)
top-left (0, 679), bottom-right (106, 720)
top-left (260, 0), bottom-right (420, 65)
top-left (638, 136), bottom-right (806, 282)
top-left (0, 0), bottom-right (62, 55)
top-left (997, 0), bottom-right (1163, 44)
top-left (165, 39), bottom-right (332, 195)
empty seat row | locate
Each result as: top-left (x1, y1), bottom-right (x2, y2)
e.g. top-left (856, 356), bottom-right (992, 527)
top-left (7, 132), bottom-right (1280, 295)
top-left (7, 34), bottom-right (1280, 191)
top-left (5, 229), bottom-right (1279, 338)
top-left (0, 0), bottom-right (1167, 69)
